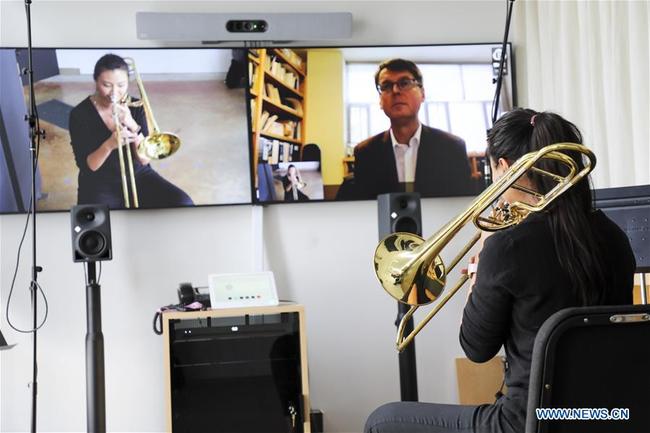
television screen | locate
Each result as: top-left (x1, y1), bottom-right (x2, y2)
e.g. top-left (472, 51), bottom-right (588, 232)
top-left (0, 47), bottom-right (252, 214)
top-left (246, 43), bottom-right (516, 203)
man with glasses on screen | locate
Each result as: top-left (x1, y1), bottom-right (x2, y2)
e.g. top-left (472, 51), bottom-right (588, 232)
top-left (350, 58), bottom-right (474, 199)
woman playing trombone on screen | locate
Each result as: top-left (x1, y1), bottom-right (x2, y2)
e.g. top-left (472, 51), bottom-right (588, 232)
top-left (282, 164), bottom-right (309, 201)
top-left (69, 53), bottom-right (193, 209)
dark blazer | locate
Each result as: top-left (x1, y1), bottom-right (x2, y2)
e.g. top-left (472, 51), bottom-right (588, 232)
top-left (351, 125), bottom-right (474, 199)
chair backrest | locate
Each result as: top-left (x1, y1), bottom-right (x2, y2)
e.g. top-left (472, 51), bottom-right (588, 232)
top-left (0, 329), bottom-right (15, 350)
top-left (526, 304), bottom-right (650, 433)
top-left (302, 143), bottom-right (321, 163)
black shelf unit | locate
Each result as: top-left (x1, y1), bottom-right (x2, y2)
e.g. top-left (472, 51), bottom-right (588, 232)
top-left (163, 304), bottom-right (311, 433)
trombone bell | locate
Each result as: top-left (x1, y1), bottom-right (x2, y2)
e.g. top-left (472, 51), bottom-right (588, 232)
top-left (138, 132), bottom-right (181, 160)
top-left (374, 232), bottom-right (446, 306)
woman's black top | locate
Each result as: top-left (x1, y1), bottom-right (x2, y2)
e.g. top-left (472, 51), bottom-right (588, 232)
top-left (460, 210), bottom-right (636, 430)
top-left (69, 96), bottom-right (149, 201)
top-left (282, 175), bottom-right (308, 201)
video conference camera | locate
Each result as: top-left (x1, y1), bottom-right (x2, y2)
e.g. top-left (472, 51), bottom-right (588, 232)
top-left (136, 12), bottom-right (353, 42)
top-left (226, 20), bottom-right (268, 33)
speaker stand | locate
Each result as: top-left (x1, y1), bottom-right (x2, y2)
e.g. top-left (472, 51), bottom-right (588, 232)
top-left (85, 261), bottom-right (106, 433)
top-left (396, 302), bottom-right (418, 401)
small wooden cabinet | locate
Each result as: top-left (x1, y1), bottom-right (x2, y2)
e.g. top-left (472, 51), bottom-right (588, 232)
top-left (163, 303), bottom-right (311, 432)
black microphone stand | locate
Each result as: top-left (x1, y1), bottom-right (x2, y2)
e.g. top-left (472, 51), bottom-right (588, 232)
top-left (486, 0), bottom-right (516, 187)
top-left (23, 1), bottom-right (45, 432)
top-left (492, 0), bottom-right (516, 125)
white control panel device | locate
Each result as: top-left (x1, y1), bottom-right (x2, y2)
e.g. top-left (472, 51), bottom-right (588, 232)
top-left (208, 271), bottom-right (279, 309)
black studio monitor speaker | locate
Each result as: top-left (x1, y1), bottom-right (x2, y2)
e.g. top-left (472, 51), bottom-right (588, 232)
top-left (377, 192), bottom-right (422, 238)
top-left (70, 204), bottom-right (112, 263)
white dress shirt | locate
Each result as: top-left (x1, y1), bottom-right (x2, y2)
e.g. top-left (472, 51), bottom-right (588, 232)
top-left (390, 123), bottom-right (422, 183)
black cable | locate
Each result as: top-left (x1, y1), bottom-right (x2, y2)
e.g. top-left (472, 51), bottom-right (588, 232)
top-left (485, 0), bottom-right (516, 188)
top-left (4, 193), bottom-right (49, 333)
top-left (494, 358), bottom-right (508, 401)
top-left (153, 312), bottom-right (163, 335)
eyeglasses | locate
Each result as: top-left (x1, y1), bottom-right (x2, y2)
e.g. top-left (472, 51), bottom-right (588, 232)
top-left (377, 78), bottom-right (421, 94)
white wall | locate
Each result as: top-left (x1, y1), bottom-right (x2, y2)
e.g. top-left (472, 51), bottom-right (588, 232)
top-left (0, 1), bottom-right (512, 432)
top-left (56, 49), bottom-right (233, 75)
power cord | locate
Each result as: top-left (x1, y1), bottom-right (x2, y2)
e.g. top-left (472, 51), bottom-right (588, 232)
top-left (494, 358), bottom-right (508, 401)
top-left (4, 142), bottom-right (49, 334)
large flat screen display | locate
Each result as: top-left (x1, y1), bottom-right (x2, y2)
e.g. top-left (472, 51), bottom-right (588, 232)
top-left (246, 43), bottom-right (515, 203)
top-left (0, 47), bottom-right (251, 213)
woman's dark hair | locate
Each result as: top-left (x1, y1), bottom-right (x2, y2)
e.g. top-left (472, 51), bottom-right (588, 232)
top-left (93, 54), bottom-right (128, 81)
top-left (374, 58), bottom-right (423, 88)
top-left (487, 108), bottom-right (605, 305)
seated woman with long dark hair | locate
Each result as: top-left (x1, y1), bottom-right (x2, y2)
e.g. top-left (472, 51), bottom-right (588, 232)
top-left (69, 53), bottom-right (193, 209)
top-left (364, 108), bottom-right (636, 433)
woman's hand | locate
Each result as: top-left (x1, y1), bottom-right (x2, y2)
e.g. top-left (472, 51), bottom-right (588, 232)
top-left (465, 230), bottom-right (493, 297)
top-left (113, 103), bottom-right (140, 133)
top-left (133, 133), bottom-right (151, 165)
top-left (106, 126), bottom-right (131, 149)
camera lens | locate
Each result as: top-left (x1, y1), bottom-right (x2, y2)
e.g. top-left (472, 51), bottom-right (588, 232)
top-left (226, 19), bottom-right (266, 33)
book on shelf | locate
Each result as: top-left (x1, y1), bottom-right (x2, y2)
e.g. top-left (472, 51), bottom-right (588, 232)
top-left (249, 49), bottom-right (261, 59)
top-left (259, 111), bottom-right (270, 131)
top-left (248, 62), bottom-right (256, 87)
top-left (284, 97), bottom-right (303, 115)
top-left (265, 83), bottom-right (282, 104)
top-left (270, 139), bottom-right (280, 164)
top-left (266, 122), bottom-right (284, 136)
top-left (259, 137), bottom-right (272, 162)
top-left (250, 99), bottom-right (257, 130)
top-left (280, 48), bottom-right (304, 71)
top-left (262, 114), bottom-right (279, 132)
top-left (281, 121), bottom-right (295, 139)
top-left (282, 141), bottom-right (290, 163)
top-left (259, 137), bottom-right (299, 165)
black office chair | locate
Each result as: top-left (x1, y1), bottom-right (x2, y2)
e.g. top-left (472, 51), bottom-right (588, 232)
top-left (526, 304), bottom-right (650, 433)
top-left (302, 143), bottom-right (321, 164)
top-left (0, 330), bottom-right (15, 350)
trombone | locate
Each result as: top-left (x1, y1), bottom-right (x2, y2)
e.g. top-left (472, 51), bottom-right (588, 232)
top-left (111, 57), bottom-right (181, 208)
top-left (373, 143), bottom-right (596, 352)
top-left (111, 92), bottom-right (137, 208)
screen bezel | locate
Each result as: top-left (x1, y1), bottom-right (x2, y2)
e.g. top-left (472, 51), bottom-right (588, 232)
top-left (0, 42), bottom-right (517, 214)
top-left (0, 45), bottom-right (253, 215)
